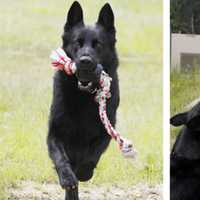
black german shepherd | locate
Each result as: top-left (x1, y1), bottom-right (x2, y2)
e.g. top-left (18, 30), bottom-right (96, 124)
top-left (47, 2), bottom-right (119, 199)
top-left (170, 102), bottom-right (200, 200)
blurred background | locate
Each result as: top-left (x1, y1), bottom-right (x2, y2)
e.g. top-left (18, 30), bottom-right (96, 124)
top-left (171, 0), bottom-right (200, 143)
top-left (0, 0), bottom-right (162, 199)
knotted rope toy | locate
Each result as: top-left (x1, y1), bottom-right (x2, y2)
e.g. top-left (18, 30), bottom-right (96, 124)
top-left (50, 47), bottom-right (136, 159)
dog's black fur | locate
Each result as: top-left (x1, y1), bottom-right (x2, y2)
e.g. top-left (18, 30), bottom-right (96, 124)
top-left (47, 2), bottom-right (119, 200)
top-left (170, 102), bottom-right (200, 200)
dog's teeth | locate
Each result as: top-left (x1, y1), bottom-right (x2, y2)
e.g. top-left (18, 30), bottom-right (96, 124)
top-left (88, 82), bottom-right (92, 87)
top-left (78, 81), bottom-right (82, 86)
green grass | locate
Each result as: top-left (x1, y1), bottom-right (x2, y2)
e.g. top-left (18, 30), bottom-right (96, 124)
top-left (171, 70), bottom-right (200, 142)
top-left (0, 0), bottom-right (162, 199)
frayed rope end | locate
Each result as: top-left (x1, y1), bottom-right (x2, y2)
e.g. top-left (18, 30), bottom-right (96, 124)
top-left (121, 140), bottom-right (137, 159)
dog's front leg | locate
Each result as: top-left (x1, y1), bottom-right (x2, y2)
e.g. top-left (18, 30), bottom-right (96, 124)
top-left (47, 135), bottom-right (79, 200)
top-left (65, 187), bottom-right (79, 200)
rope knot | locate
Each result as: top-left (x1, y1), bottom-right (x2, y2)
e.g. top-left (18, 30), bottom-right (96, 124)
top-left (95, 72), bottom-right (112, 103)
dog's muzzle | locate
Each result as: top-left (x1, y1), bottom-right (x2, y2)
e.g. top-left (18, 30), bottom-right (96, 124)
top-left (76, 61), bottom-right (103, 93)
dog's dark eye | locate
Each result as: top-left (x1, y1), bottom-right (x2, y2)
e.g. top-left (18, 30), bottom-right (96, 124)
top-left (76, 38), bottom-right (84, 48)
top-left (92, 39), bottom-right (102, 49)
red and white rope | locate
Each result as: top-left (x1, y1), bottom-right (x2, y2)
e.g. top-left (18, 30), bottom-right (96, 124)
top-left (50, 47), bottom-right (136, 159)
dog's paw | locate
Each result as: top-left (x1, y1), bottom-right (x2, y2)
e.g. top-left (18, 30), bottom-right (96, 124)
top-left (59, 169), bottom-right (78, 190)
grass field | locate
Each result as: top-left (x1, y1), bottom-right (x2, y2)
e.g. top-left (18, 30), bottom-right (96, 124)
top-left (0, 0), bottom-right (162, 199)
top-left (171, 70), bottom-right (200, 142)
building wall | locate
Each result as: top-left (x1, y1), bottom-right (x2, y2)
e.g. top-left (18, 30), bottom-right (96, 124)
top-left (171, 33), bottom-right (200, 71)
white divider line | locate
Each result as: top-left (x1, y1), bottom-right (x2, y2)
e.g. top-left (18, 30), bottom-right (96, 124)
top-left (163, 0), bottom-right (170, 199)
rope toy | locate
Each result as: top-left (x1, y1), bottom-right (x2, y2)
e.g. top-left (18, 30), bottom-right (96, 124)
top-left (50, 47), bottom-right (136, 159)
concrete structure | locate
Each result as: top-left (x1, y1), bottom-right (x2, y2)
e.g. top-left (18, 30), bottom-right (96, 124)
top-left (171, 33), bottom-right (200, 71)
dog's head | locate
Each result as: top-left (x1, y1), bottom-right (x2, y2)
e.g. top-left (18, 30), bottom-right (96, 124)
top-left (170, 102), bottom-right (200, 159)
top-left (62, 1), bottom-right (117, 91)
top-left (170, 102), bottom-right (200, 132)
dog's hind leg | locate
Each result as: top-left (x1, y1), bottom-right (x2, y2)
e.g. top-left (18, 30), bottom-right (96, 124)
top-left (47, 135), bottom-right (78, 195)
top-left (65, 188), bottom-right (79, 200)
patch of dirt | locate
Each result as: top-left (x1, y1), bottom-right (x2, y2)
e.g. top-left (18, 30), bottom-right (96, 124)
top-left (8, 181), bottom-right (162, 200)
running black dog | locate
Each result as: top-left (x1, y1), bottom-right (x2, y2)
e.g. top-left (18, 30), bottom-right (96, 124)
top-left (47, 2), bottom-right (119, 200)
top-left (170, 102), bottom-right (200, 200)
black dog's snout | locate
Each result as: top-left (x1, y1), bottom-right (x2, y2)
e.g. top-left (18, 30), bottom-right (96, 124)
top-left (79, 56), bottom-right (96, 71)
top-left (80, 56), bottom-right (93, 66)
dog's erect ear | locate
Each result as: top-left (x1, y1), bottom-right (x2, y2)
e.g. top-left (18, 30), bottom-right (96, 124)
top-left (97, 3), bottom-right (115, 33)
top-left (170, 112), bottom-right (188, 127)
top-left (64, 1), bottom-right (84, 31)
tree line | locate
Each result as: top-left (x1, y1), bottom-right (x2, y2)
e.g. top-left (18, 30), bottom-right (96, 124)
top-left (171, 0), bottom-right (200, 34)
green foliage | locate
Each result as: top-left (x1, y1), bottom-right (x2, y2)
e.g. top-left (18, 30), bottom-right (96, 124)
top-left (0, 0), bottom-right (162, 199)
top-left (171, 0), bottom-right (200, 33)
